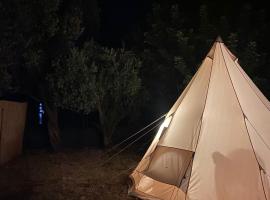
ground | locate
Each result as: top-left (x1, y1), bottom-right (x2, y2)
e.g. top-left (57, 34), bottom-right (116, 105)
top-left (0, 148), bottom-right (141, 200)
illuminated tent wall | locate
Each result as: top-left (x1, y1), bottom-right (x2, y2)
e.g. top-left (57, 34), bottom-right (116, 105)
top-left (129, 37), bottom-right (270, 200)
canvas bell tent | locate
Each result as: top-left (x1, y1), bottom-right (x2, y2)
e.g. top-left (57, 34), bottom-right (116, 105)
top-left (129, 37), bottom-right (270, 200)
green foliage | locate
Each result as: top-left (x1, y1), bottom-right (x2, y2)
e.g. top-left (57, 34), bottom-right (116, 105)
top-left (240, 41), bottom-right (260, 75)
top-left (219, 16), bottom-right (230, 37)
top-left (1, 0), bottom-right (270, 147)
top-left (0, 0), bottom-right (100, 98)
top-left (137, 1), bottom-right (270, 114)
top-left (94, 47), bottom-right (141, 113)
top-left (199, 5), bottom-right (215, 42)
top-left (61, 6), bottom-right (83, 42)
top-left (141, 4), bottom-right (207, 114)
top-left (48, 41), bottom-right (141, 144)
top-left (0, 64), bottom-right (11, 95)
top-left (0, 0), bottom-right (100, 148)
top-left (48, 46), bottom-right (96, 112)
top-left (94, 47), bottom-right (141, 143)
top-left (227, 33), bottom-right (239, 53)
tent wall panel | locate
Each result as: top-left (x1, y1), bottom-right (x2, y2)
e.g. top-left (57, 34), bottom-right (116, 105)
top-left (129, 38), bottom-right (270, 200)
top-left (159, 57), bottom-right (213, 151)
top-left (245, 118), bottom-right (270, 175)
top-left (224, 45), bottom-right (270, 110)
top-left (0, 101), bottom-right (27, 165)
top-left (187, 44), bottom-right (266, 200)
top-left (221, 43), bottom-right (270, 146)
top-left (166, 70), bottom-right (198, 118)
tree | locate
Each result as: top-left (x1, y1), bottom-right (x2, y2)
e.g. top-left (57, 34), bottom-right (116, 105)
top-left (227, 33), bottom-right (239, 53)
top-left (139, 3), bottom-right (199, 116)
top-left (240, 41), bottom-right (260, 76)
top-left (218, 16), bottom-right (230, 38)
top-left (0, 64), bottom-right (11, 97)
top-left (48, 42), bottom-right (142, 146)
top-left (0, 0), bottom-right (100, 150)
top-left (0, 0), bottom-right (23, 96)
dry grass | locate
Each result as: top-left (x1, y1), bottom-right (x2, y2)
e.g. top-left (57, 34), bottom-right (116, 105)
top-left (0, 148), bottom-right (141, 200)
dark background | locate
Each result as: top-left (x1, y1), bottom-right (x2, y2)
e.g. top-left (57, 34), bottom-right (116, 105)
top-left (1, 0), bottom-right (269, 149)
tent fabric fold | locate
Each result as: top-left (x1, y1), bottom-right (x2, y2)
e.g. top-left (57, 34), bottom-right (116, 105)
top-left (129, 38), bottom-right (270, 200)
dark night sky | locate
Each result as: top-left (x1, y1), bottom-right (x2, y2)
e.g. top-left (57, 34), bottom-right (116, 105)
top-left (98, 0), bottom-right (152, 46)
top-left (96, 0), bottom-right (269, 47)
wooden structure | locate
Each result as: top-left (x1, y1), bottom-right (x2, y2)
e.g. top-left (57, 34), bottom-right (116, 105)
top-left (0, 101), bottom-right (27, 164)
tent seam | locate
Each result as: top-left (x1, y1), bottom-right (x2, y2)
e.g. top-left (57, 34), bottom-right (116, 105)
top-left (178, 154), bottom-right (193, 188)
top-left (220, 45), bottom-right (269, 152)
top-left (220, 44), bottom-right (268, 200)
top-left (236, 61), bottom-right (270, 111)
top-left (245, 118), bottom-right (270, 152)
top-left (223, 45), bottom-right (270, 111)
top-left (156, 145), bottom-right (194, 153)
top-left (176, 121), bottom-right (202, 188)
top-left (184, 43), bottom-right (216, 199)
top-left (243, 117), bottom-right (268, 200)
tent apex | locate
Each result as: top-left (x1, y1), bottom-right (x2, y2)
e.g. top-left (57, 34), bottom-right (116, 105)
top-left (216, 36), bottom-right (223, 43)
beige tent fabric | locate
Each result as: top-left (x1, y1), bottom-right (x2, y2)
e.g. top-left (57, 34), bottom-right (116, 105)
top-left (206, 42), bottom-right (217, 59)
top-left (187, 44), bottom-right (266, 200)
top-left (223, 45), bottom-right (237, 61)
top-left (261, 170), bottom-right (270, 200)
top-left (135, 116), bottom-right (173, 173)
top-left (144, 146), bottom-right (193, 186)
top-left (245, 118), bottom-right (270, 174)
top-left (245, 118), bottom-right (270, 197)
top-left (129, 38), bottom-right (270, 200)
top-left (130, 170), bottom-right (187, 200)
top-left (235, 61), bottom-right (270, 110)
top-left (221, 44), bottom-right (270, 162)
top-left (234, 61), bottom-right (270, 110)
top-left (224, 45), bottom-right (270, 110)
top-left (0, 101), bottom-right (27, 164)
top-left (159, 57), bottom-right (212, 151)
top-left (166, 43), bottom-right (217, 118)
top-left (166, 67), bottom-right (198, 118)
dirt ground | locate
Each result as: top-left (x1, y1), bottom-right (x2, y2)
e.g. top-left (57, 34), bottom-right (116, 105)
top-left (0, 148), bottom-right (141, 200)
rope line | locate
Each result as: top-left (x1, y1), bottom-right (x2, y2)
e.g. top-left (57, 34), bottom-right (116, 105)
top-left (94, 113), bottom-right (166, 165)
top-left (103, 114), bottom-right (166, 155)
top-left (95, 121), bottom-right (163, 168)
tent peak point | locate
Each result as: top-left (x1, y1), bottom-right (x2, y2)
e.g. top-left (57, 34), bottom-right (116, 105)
top-left (216, 36), bottom-right (223, 43)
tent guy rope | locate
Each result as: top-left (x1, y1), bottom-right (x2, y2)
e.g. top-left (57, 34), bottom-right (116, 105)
top-left (95, 120), bottom-right (163, 168)
top-left (103, 113), bottom-right (166, 155)
top-left (95, 113), bottom-right (166, 161)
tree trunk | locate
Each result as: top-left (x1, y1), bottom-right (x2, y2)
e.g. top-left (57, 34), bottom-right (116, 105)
top-left (103, 133), bottom-right (111, 148)
top-left (100, 119), bottom-right (113, 148)
top-left (45, 104), bottom-right (61, 151)
top-left (98, 104), bottom-right (113, 148)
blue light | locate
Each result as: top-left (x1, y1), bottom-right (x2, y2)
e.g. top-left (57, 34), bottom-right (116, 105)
top-left (38, 103), bottom-right (45, 125)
